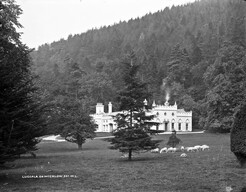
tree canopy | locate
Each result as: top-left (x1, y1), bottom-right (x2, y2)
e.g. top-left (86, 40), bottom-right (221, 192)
top-left (0, 0), bottom-right (46, 164)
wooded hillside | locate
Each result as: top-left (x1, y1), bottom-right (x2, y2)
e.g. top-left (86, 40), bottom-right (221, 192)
top-left (31, 0), bottom-right (246, 132)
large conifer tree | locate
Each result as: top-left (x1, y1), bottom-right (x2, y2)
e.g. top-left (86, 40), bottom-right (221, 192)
top-left (109, 51), bottom-right (160, 160)
top-left (0, 0), bottom-right (45, 163)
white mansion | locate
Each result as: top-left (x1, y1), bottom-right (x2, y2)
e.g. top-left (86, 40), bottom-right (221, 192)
top-left (91, 100), bottom-right (192, 133)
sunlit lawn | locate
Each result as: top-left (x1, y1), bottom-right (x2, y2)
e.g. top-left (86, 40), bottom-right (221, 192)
top-left (0, 133), bottom-right (245, 192)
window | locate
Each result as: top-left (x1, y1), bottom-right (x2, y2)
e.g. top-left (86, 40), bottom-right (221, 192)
top-left (179, 123), bottom-right (181, 131)
top-left (172, 112), bottom-right (174, 116)
top-left (165, 123), bottom-right (168, 131)
top-left (186, 119), bottom-right (189, 131)
top-left (172, 123), bottom-right (174, 130)
top-left (156, 112), bottom-right (159, 116)
top-left (164, 112), bottom-right (166, 116)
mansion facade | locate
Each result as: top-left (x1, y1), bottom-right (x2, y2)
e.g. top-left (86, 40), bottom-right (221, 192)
top-left (91, 100), bottom-right (192, 132)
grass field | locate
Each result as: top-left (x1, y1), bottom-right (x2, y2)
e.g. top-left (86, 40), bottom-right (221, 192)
top-left (0, 133), bottom-right (245, 192)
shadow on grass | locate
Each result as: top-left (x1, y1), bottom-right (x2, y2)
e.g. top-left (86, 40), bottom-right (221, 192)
top-left (114, 155), bottom-right (169, 163)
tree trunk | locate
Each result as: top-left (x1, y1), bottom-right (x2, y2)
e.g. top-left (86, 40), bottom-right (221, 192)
top-left (78, 143), bottom-right (82, 150)
top-left (128, 149), bottom-right (132, 161)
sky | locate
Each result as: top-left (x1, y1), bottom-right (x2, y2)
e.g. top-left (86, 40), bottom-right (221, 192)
top-left (16, 0), bottom-right (196, 49)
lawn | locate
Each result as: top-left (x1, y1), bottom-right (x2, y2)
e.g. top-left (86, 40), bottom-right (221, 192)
top-left (0, 133), bottom-right (245, 192)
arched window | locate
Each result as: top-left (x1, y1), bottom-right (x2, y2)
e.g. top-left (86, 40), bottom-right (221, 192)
top-left (178, 119), bottom-right (182, 131)
top-left (172, 119), bottom-right (175, 130)
top-left (186, 119), bottom-right (189, 130)
top-left (164, 112), bottom-right (167, 116)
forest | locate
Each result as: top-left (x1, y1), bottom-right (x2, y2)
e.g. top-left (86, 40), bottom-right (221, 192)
top-left (31, 0), bottom-right (246, 133)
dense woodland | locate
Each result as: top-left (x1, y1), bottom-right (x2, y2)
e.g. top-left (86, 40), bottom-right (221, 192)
top-left (31, 0), bottom-right (246, 133)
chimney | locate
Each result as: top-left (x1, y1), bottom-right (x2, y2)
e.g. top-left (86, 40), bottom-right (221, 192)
top-left (152, 100), bottom-right (156, 108)
top-left (108, 102), bottom-right (112, 113)
top-left (96, 103), bottom-right (104, 114)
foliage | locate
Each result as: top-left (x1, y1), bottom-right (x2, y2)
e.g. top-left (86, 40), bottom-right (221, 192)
top-left (44, 59), bottom-right (98, 149)
top-left (203, 42), bottom-right (246, 132)
top-left (109, 51), bottom-right (161, 160)
top-left (57, 98), bottom-right (97, 150)
top-left (31, 0), bottom-right (246, 133)
top-left (231, 103), bottom-right (246, 168)
top-left (166, 130), bottom-right (182, 148)
top-left (0, 0), bottom-right (46, 164)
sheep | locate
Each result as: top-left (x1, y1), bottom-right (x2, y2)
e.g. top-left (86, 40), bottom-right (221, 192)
top-left (167, 147), bottom-right (177, 153)
top-left (201, 145), bottom-right (209, 151)
top-left (193, 145), bottom-right (202, 152)
top-left (180, 146), bottom-right (185, 151)
top-left (186, 147), bottom-right (195, 152)
top-left (166, 147), bottom-right (173, 153)
top-left (151, 148), bottom-right (160, 153)
top-left (120, 153), bottom-right (128, 158)
top-left (160, 147), bottom-right (168, 153)
top-left (180, 153), bottom-right (187, 157)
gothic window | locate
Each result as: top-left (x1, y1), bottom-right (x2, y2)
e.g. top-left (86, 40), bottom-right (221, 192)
top-left (172, 119), bottom-right (175, 130)
top-left (172, 123), bottom-right (174, 130)
top-left (186, 119), bottom-right (189, 130)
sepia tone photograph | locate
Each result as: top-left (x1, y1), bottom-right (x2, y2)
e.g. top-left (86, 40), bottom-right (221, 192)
top-left (0, 0), bottom-right (246, 191)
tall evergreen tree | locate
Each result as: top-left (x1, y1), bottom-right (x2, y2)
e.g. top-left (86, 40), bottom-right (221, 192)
top-left (108, 51), bottom-right (161, 161)
top-left (57, 98), bottom-right (97, 150)
top-left (0, 0), bottom-right (46, 163)
top-left (166, 44), bottom-right (192, 88)
top-left (51, 60), bottom-right (97, 150)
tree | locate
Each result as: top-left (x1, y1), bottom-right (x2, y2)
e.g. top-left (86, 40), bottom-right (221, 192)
top-left (203, 42), bottom-right (246, 132)
top-left (231, 103), bottom-right (246, 168)
top-left (0, 0), bottom-right (46, 164)
top-left (166, 44), bottom-right (192, 89)
top-left (108, 51), bottom-right (161, 161)
top-left (57, 98), bottom-right (97, 150)
top-left (50, 59), bottom-right (97, 150)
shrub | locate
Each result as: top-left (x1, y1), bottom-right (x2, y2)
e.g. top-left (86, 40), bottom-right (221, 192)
top-left (166, 130), bottom-right (182, 148)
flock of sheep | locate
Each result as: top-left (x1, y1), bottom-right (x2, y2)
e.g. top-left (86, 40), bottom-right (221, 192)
top-left (151, 145), bottom-right (210, 157)
top-left (120, 145), bottom-right (210, 158)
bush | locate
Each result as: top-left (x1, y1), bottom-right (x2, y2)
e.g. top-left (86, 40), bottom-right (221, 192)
top-left (166, 130), bottom-right (182, 148)
top-left (231, 104), bottom-right (246, 168)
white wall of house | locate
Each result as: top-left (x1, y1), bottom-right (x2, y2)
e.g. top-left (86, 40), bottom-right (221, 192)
top-left (91, 101), bottom-right (192, 132)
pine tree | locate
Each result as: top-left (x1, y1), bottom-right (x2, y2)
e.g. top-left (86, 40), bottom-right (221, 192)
top-left (57, 98), bottom-right (97, 150)
top-left (0, 0), bottom-right (46, 163)
top-left (108, 51), bottom-right (161, 161)
top-left (167, 44), bottom-right (192, 88)
top-left (48, 58), bottom-right (97, 150)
